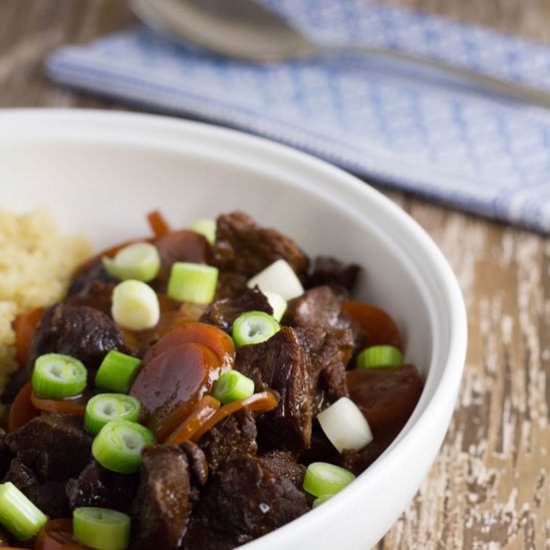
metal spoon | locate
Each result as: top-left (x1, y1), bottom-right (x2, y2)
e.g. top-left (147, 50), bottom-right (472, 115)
top-left (131, 0), bottom-right (550, 109)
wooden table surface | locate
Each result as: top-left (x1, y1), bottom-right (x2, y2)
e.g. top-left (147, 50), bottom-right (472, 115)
top-left (1, 1), bottom-right (549, 548)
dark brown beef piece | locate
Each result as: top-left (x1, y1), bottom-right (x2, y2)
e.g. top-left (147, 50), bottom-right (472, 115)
top-left (199, 410), bottom-right (257, 474)
top-left (66, 280), bottom-right (115, 316)
top-left (200, 287), bottom-right (272, 333)
top-left (308, 256), bottom-right (361, 293)
top-left (132, 445), bottom-right (191, 550)
top-left (189, 454), bottom-right (308, 545)
top-left (236, 328), bottom-right (313, 449)
top-left (181, 522), bottom-right (237, 550)
top-left (4, 458), bottom-right (70, 517)
top-left (6, 415), bottom-right (92, 481)
top-left (258, 451), bottom-right (305, 488)
top-left (29, 303), bottom-right (124, 370)
top-left (212, 212), bottom-right (309, 279)
top-left (295, 326), bottom-right (353, 409)
top-left (66, 461), bottom-right (138, 514)
top-left (341, 366), bottom-right (423, 475)
top-left (68, 260), bottom-right (116, 296)
top-left (3, 303), bottom-right (125, 403)
top-left (180, 441), bottom-right (209, 486)
top-left (284, 285), bottom-right (354, 334)
top-left (4, 458), bottom-right (36, 488)
top-left (285, 286), bottom-right (355, 408)
top-left (0, 429), bottom-right (12, 479)
top-left (214, 271), bottom-right (248, 300)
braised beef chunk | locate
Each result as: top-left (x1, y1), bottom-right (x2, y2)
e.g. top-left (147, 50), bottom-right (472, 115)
top-left (182, 522), bottom-right (237, 550)
top-left (200, 287), bottom-right (272, 333)
top-left (236, 328), bottom-right (313, 449)
top-left (155, 230), bottom-right (210, 283)
top-left (26, 481), bottom-right (70, 518)
top-left (180, 441), bottom-right (209, 486)
top-left (132, 445), bottom-right (191, 550)
top-left (66, 461), bottom-right (138, 513)
top-left (3, 302), bottom-right (124, 407)
top-left (199, 410), bottom-right (257, 474)
top-left (340, 435), bottom-right (396, 475)
top-left (4, 458), bottom-right (37, 488)
top-left (4, 459), bottom-right (69, 517)
top-left (284, 286), bottom-right (353, 334)
top-left (214, 271), bottom-right (248, 300)
top-left (258, 451), bottom-right (305, 488)
top-left (308, 256), bottom-right (361, 293)
top-left (284, 287), bottom-right (355, 409)
top-left (68, 260), bottom-right (115, 296)
top-left (191, 454), bottom-right (308, 545)
top-left (66, 280), bottom-right (115, 316)
top-left (0, 429), bottom-right (12, 479)
top-left (212, 212), bottom-right (309, 279)
top-left (6, 415), bottom-right (91, 480)
top-left (29, 303), bottom-right (124, 370)
top-left (296, 326), bottom-right (352, 409)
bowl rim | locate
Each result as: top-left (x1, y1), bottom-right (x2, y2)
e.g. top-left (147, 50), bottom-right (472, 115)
top-left (0, 108), bottom-right (468, 547)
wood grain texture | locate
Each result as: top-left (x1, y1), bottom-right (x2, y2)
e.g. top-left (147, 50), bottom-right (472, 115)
top-left (0, 1), bottom-right (549, 548)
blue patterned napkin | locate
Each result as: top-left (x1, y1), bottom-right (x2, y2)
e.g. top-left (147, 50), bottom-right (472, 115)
top-left (47, 0), bottom-right (550, 232)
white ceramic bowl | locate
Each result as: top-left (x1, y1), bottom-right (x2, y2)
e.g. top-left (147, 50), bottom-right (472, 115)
top-left (0, 110), bottom-right (467, 549)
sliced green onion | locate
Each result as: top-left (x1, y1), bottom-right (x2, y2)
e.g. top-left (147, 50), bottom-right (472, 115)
top-left (167, 262), bottom-right (218, 304)
top-left (247, 259), bottom-right (304, 300)
top-left (191, 218), bottom-right (216, 245)
top-left (303, 463), bottom-right (356, 498)
top-left (232, 311), bottom-right (280, 347)
top-left (0, 482), bottom-right (47, 540)
top-left (92, 420), bottom-right (155, 474)
top-left (85, 394), bottom-right (141, 435)
top-left (95, 351), bottom-right (141, 393)
top-left (317, 397), bottom-right (373, 453)
top-left (356, 345), bottom-right (403, 369)
top-left (31, 353), bottom-right (87, 399)
top-left (213, 370), bottom-right (255, 404)
top-left (73, 507), bottom-right (130, 550)
top-left (111, 280), bottom-right (160, 331)
top-left (102, 242), bottom-right (160, 283)
top-left (262, 291), bottom-right (287, 322)
top-left (312, 495), bottom-right (332, 508)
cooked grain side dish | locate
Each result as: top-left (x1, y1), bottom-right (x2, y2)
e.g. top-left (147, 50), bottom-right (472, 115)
top-left (0, 210), bottom-right (91, 394)
top-left (0, 210), bottom-right (423, 550)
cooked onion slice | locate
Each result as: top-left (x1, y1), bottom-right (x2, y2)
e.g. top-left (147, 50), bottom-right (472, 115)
top-left (317, 397), bottom-right (373, 453)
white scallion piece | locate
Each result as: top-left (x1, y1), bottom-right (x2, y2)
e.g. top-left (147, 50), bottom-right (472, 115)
top-left (262, 291), bottom-right (287, 322)
top-left (103, 242), bottom-right (160, 282)
top-left (317, 397), bottom-right (373, 453)
top-left (247, 259), bottom-right (303, 301)
top-left (111, 280), bottom-right (160, 331)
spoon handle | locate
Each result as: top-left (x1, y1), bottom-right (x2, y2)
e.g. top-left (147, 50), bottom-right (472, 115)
top-left (318, 44), bottom-right (550, 110)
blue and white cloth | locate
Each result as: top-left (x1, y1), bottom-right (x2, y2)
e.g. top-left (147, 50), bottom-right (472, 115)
top-left (47, 0), bottom-right (550, 232)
